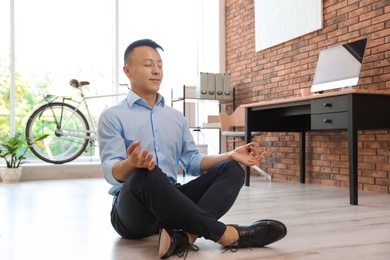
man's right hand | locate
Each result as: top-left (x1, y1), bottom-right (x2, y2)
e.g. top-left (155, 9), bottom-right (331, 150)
top-left (127, 141), bottom-right (156, 171)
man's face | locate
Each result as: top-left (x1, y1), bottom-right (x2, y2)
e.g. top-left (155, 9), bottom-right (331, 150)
top-left (123, 46), bottom-right (163, 96)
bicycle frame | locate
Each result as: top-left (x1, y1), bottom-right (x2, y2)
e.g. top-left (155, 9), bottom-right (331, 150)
top-left (43, 88), bottom-right (126, 141)
top-left (26, 80), bottom-right (127, 164)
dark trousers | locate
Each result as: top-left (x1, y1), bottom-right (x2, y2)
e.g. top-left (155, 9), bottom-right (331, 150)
top-left (110, 160), bottom-right (245, 242)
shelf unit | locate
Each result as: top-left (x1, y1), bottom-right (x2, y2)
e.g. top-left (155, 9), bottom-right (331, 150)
top-left (171, 84), bottom-right (235, 176)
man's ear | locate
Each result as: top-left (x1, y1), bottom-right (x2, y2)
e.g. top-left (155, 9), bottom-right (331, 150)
top-left (123, 65), bottom-right (131, 78)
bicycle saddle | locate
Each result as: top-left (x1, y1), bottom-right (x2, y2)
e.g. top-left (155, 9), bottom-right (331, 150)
top-left (69, 79), bottom-right (90, 88)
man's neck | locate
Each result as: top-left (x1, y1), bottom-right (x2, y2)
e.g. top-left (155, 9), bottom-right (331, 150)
top-left (132, 90), bottom-right (158, 109)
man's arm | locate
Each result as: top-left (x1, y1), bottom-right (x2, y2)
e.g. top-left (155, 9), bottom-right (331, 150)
top-left (112, 141), bottom-right (156, 182)
top-left (199, 142), bottom-right (266, 173)
top-left (199, 153), bottom-right (231, 173)
top-left (112, 159), bottom-right (136, 182)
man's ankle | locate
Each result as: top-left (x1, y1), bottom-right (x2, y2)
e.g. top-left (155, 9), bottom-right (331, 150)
top-left (185, 232), bottom-right (197, 244)
top-left (218, 225), bottom-right (239, 246)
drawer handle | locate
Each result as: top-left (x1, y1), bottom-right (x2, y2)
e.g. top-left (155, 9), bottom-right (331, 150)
top-left (323, 102), bottom-right (332, 107)
top-left (324, 119), bottom-right (332, 123)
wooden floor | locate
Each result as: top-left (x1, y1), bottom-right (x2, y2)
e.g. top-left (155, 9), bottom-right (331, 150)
top-left (1, 175), bottom-right (389, 260)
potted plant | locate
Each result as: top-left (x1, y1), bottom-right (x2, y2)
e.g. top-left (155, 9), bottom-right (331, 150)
top-left (0, 131), bottom-right (48, 183)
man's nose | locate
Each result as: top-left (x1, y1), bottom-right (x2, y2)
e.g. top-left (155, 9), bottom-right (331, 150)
top-left (152, 65), bottom-right (160, 74)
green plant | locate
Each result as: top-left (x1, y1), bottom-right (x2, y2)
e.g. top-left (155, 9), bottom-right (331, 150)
top-left (0, 131), bottom-right (48, 168)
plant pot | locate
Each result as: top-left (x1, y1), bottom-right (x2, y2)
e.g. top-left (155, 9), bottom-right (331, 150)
top-left (0, 167), bottom-right (23, 184)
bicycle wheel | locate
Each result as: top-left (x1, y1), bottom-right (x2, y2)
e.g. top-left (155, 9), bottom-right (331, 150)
top-left (25, 102), bottom-right (90, 164)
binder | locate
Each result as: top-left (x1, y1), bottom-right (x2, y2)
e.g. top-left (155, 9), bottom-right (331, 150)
top-left (215, 73), bottom-right (223, 100)
top-left (196, 72), bottom-right (209, 99)
top-left (222, 73), bottom-right (232, 100)
top-left (207, 73), bottom-right (216, 99)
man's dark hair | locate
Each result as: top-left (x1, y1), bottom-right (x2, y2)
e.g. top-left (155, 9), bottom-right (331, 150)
top-left (124, 39), bottom-right (164, 65)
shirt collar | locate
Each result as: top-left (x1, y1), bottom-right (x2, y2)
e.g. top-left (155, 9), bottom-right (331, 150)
top-left (126, 89), bottom-right (165, 108)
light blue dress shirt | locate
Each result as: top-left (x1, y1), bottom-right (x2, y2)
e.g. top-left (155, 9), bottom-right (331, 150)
top-left (98, 90), bottom-right (206, 195)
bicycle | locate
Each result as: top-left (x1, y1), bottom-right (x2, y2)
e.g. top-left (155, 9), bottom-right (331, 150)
top-left (25, 79), bottom-right (126, 164)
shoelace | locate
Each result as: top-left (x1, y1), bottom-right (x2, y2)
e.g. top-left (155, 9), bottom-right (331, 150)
top-left (222, 238), bottom-right (255, 253)
top-left (175, 244), bottom-right (199, 259)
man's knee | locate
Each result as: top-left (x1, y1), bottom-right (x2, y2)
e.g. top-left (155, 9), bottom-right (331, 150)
top-left (124, 166), bottom-right (168, 190)
top-left (220, 160), bottom-right (245, 184)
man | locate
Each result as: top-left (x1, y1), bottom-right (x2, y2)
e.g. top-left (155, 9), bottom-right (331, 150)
top-left (98, 39), bottom-right (287, 259)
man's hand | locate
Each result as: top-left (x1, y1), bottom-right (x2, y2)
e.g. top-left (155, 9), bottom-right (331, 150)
top-left (228, 142), bottom-right (266, 166)
top-left (127, 141), bottom-right (156, 171)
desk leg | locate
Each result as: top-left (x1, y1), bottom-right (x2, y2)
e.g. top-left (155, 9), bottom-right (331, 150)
top-left (348, 127), bottom-right (358, 205)
top-left (245, 166), bottom-right (250, 186)
top-left (245, 108), bottom-right (251, 186)
top-left (299, 130), bottom-right (306, 183)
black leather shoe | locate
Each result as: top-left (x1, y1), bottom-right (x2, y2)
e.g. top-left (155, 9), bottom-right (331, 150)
top-left (158, 228), bottom-right (199, 259)
top-left (227, 219), bottom-right (287, 250)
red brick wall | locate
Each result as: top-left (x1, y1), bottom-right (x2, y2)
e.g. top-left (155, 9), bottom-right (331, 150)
top-left (225, 0), bottom-right (390, 193)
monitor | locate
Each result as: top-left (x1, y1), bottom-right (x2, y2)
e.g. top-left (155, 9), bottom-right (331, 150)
top-left (310, 38), bottom-right (367, 93)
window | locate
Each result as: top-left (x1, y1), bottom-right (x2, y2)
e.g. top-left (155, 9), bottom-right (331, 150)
top-left (118, 0), bottom-right (200, 98)
top-left (1, 0), bottom-right (222, 164)
top-left (0, 0), bottom-right (11, 135)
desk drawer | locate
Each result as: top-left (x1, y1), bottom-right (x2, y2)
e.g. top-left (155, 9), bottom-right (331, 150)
top-left (311, 112), bottom-right (348, 130)
top-left (311, 96), bottom-right (348, 114)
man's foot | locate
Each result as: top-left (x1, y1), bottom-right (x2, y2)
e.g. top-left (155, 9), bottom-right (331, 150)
top-left (158, 228), bottom-right (199, 259)
top-left (226, 219), bottom-right (287, 251)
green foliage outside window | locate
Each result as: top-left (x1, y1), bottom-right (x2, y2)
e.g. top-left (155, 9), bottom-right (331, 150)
top-left (0, 59), bottom-right (51, 137)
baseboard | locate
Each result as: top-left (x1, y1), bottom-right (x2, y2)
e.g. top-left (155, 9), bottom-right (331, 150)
top-left (18, 163), bottom-right (103, 181)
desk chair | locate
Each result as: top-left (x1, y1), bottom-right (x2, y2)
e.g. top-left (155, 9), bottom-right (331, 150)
top-left (219, 106), bottom-right (272, 182)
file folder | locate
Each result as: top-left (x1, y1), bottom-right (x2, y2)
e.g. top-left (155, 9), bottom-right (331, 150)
top-left (196, 72), bottom-right (209, 99)
top-left (222, 73), bottom-right (232, 100)
top-left (207, 73), bottom-right (216, 99)
top-left (215, 73), bottom-right (223, 100)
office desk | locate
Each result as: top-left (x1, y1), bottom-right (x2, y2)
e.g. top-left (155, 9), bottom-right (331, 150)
top-left (242, 90), bottom-right (390, 205)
